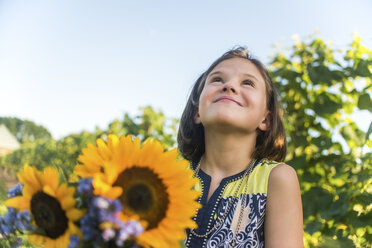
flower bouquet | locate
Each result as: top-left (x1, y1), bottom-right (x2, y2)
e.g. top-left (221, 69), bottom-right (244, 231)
top-left (0, 135), bottom-right (201, 248)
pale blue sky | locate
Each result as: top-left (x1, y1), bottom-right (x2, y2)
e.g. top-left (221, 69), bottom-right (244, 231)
top-left (0, 0), bottom-right (371, 138)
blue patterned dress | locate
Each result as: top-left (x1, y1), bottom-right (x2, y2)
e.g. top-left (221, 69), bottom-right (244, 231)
top-left (185, 158), bottom-right (280, 248)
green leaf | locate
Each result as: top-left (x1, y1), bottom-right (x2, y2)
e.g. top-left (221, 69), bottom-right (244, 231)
top-left (340, 124), bottom-right (365, 148)
top-left (314, 92), bottom-right (342, 116)
top-left (307, 64), bottom-right (332, 85)
top-left (313, 136), bottom-right (332, 149)
top-left (321, 199), bottom-right (349, 220)
top-left (302, 171), bottom-right (322, 182)
top-left (302, 187), bottom-right (333, 218)
top-left (355, 60), bottom-right (372, 77)
top-left (354, 192), bottom-right (372, 206)
top-left (342, 101), bottom-right (354, 114)
top-left (319, 237), bottom-right (355, 248)
top-left (291, 132), bottom-right (308, 147)
top-left (288, 155), bottom-right (307, 169)
top-left (348, 211), bottom-right (372, 228)
top-left (305, 220), bottom-right (323, 235)
top-left (357, 93), bottom-right (372, 112)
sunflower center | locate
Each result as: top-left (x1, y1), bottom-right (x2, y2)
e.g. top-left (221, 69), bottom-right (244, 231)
top-left (113, 167), bottom-right (169, 230)
top-left (30, 191), bottom-right (68, 239)
top-left (126, 184), bottom-right (153, 211)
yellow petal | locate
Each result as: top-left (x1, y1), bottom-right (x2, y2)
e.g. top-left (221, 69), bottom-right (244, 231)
top-left (97, 138), bottom-right (111, 160)
top-left (18, 166), bottom-right (42, 191)
top-left (68, 221), bottom-right (83, 237)
top-left (66, 209), bottom-right (85, 221)
top-left (56, 183), bottom-right (75, 200)
top-left (107, 134), bottom-right (119, 152)
top-left (60, 197), bottom-right (76, 210)
top-left (43, 185), bottom-right (56, 197)
top-left (28, 234), bottom-right (45, 246)
top-left (42, 167), bottom-right (59, 191)
top-left (44, 238), bottom-right (55, 248)
top-left (5, 196), bottom-right (30, 210)
top-left (105, 186), bottom-right (123, 199)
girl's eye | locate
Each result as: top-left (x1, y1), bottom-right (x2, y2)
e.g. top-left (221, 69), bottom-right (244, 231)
top-left (211, 77), bottom-right (223, 83)
top-left (243, 80), bottom-right (254, 87)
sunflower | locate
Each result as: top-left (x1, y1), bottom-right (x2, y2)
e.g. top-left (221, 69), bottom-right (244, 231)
top-left (5, 165), bottom-right (84, 248)
top-left (75, 135), bottom-right (201, 248)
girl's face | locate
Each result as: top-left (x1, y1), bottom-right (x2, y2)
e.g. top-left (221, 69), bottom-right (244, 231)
top-left (195, 58), bottom-right (269, 134)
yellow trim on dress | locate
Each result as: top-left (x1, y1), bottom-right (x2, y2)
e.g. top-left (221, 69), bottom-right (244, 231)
top-left (221, 159), bottom-right (280, 197)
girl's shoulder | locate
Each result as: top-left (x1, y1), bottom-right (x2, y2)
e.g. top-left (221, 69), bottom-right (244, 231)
top-left (257, 159), bottom-right (298, 193)
top-left (267, 162), bottom-right (299, 192)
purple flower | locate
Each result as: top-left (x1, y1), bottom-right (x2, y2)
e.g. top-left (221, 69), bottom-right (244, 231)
top-left (79, 195), bottom-right (143, 247)
top-left (1, 209), bottom-right (17, 235)
top-left (80, 214), bottom-right (99, 240)
top-left (15, 210), bottom-right (35, 231)
top-left (77, 178), bottom-right (93, 197)
top-left (8, 184), bottom-right (23, 198)
top-left (0, 208), bottom-right (34, 238)
top-left (92, 197), bottom-right (122, 223)
top-left (116, 221), bottom-right (144, 247)
top-left (102, 227), bottom-right (115, 241)
top-left (93, 197), bottom-right (110, 210)
top-left (6, 207), bottom-right (17, 216)
top-left (68, 235), bottom-right (81, 248)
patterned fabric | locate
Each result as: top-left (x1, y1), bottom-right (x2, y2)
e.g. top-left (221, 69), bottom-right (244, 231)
top-left (185, 158), bottom-right (280, 248)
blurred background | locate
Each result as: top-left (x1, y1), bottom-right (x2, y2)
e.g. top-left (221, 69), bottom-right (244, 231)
top-left (0, 0), bottom-right (371, 247)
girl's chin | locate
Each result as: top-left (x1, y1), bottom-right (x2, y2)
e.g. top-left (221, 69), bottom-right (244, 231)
top-left (206, 111), bottom-right (242, 124)
top-left (203, 118), bottom-right (250, 132)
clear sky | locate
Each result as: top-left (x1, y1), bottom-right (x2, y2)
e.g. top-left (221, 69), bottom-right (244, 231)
top-left (1, 0), bottom-right (371, 139)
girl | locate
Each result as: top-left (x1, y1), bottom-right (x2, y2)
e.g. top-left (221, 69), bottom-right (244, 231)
top-left (178, 47), bottom-right (303, 247)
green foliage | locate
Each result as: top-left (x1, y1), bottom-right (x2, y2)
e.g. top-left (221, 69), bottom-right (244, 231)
top-left (0, 106), bottom-right (178, 176)
top-left (0, 117), bottom-right (52, 144)
top-left (108, 106), bottom-right (178, 149)
top-left (269, 35), bottom-right (372, 247)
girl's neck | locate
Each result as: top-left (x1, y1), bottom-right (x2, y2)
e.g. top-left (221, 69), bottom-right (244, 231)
top-left (201, 130), bottom-right (257, 178)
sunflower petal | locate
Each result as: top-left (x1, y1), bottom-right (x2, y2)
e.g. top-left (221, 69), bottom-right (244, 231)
top-left (44, 238), bottom-right (55, 248)
top-left (43, 185), bottom-right (56, 197)
top-left (97, 138), bottom-right (111, 160)
top-left (5, 196), bottom-right (29, 210)
top-left (69, 221), bottom-right (83, 237)
top-left (29, 234), bottom-right (45, 246)
top-left (66, 209), bottom-right (85, 221)
top-left (42, 167), bottom-right (59, 191)
top-left (60, 196), bottom-right (76, 210)
top-left (18, 165), bottom-right (42, 192)
top-left (107, 134), bottom-right (119, 152)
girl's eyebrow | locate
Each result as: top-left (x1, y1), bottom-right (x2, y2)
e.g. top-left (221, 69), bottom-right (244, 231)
top-left (209, 70), bottom-right (260, 82)
top-left (208, 71), bottom-right (222, 77)
top-left (242, 73), bottom-right (260, 82)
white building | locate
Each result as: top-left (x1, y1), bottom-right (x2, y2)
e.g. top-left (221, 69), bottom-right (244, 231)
top-left (0, 124), bottom-right (20, 156)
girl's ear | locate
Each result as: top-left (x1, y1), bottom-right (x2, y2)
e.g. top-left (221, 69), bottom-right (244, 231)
top-left (258, 112), bottom-right (270, 131)
top-left (194, 109), bottom-right (201, 124)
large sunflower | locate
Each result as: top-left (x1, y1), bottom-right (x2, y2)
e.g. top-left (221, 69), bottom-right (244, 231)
top-left (6, 165), bottom-right (84, 248)
top-left (75, 135), bottom-right (201, 248)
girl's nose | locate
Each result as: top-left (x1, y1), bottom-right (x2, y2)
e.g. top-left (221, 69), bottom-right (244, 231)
top-left (223, 84), bottom-right (236, 93)
top-left (222, 79), bottom-right (238, 94)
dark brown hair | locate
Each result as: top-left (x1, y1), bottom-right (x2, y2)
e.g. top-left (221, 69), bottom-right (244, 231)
top-left (177, 47), bottom-right (287, 162)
